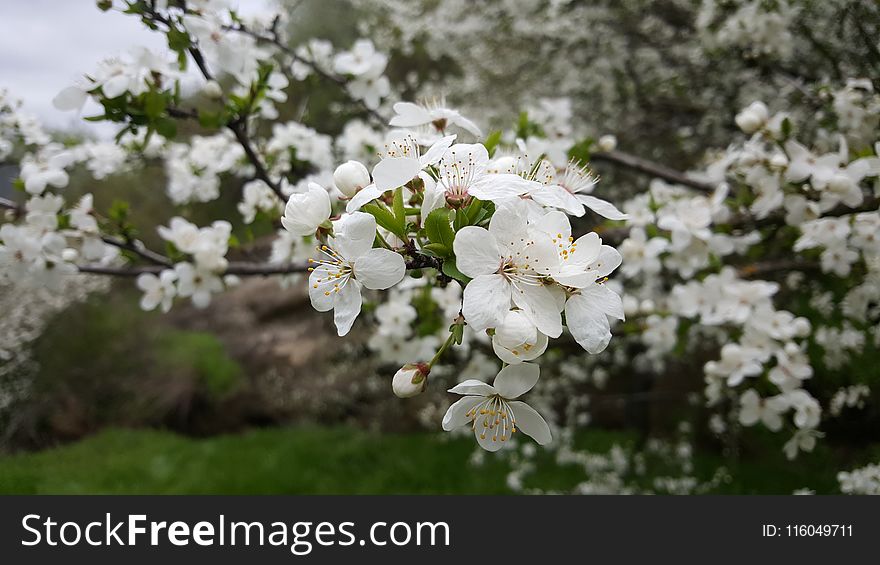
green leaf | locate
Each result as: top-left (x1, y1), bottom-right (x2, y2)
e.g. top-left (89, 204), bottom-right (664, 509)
top-left (483, 130), bottom-right (503, 157)
top-left (453, 208), bottom-right (471, 231)
top-left (568, 138), bottom-right (594, 163)
top-left (392, 187), bottom-right (406, 226)
top-left (425, 208), bottom-right (455, 249)
top-left (363, 202), bottom-right (405, 239)
top-left (442, 258), bottom-right (471, 285)
top-left (421, 243), bottom-right (450, 258)
top-left (465, 198), bottom-right (485, 223)
top-left (143, 91), bottom-right (166, 120)
top-left (167, 27), bottom-right (192, 53)
top-left (155, 117), bottom-right (177, 139)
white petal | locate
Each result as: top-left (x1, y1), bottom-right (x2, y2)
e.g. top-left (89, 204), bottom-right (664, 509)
top-left (567, 232), bottom-right (601, 266)
top-left (420, 134), bottom-right (457, 167)
top-left (101, 75), bottom-right (129, 98)
top-left (52, 86), bottom-right (87, 111)
top-left (372, 157), bottom-right (421, 192)
top-left (531, 185), bottom-right (583, 215)
top-left (462, 274), bottom-right (511, 331)
top-left (582, 283), bottom-right (625, 320)
top-left (564, 292), bottom-right (612, 353)
top-left (308, 267), bottom-right (336, 312)
top-left (448, 379), bottom-right (496, 396)
top-left (333, 211), bottom-right (376, 260)
top-left (454, 115), bottom-right (482, 137)
top-left (332, 279), bottom-right (363, 336)
top-left (512, 283), bottom-right (563, 338)
top-left (453, 226), bottom-right (501, 277)
top-left (389, 102), bottom-right (432, 127)
top-left (510, 401), bottom-right (552, 445)
top-left (532, 210), bottom-right (572, 242)
top-left (420, 177), bottom-right (446, 218)
top-left (495, 310), bottom-right (537, 349)
top-left (355, 248), bottom-right (406, 290)
top-left (468, 174), bottom-right (534, 201)
top-left (492, 331), bottom-right (548, 365)
top-left (577, 195), bottom-right (628, 220)
top-left (345, 184), bottom-right (383, 213)
top-left (475, 426), bottom-right (505, 452)
top-left (441, 396), bottom-right (482, 431)
top-left (587, 246), bottom-right (622, 279)
top-left (493, 363), bottom-right (540, 399)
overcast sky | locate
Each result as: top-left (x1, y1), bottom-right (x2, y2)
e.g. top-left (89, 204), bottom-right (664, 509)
top-left (0, 0), bottom-right (273, 138)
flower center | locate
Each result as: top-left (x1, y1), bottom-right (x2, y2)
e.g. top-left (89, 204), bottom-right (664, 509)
top-left (308, 244), bottom-right (354, 296)
top-left (466, 395), bottom-right (517, 443)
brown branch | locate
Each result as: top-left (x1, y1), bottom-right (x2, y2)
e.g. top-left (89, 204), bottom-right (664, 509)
top-left (100, 236), bottom-right (172, 267)
top-left (74, 254), bottom-right (440, 278)
top-left (0, 196), bottom-right (22, 217)
top-left (75, 261), bottom-right (309, 278)
top-left (737, 260), bottom-right (820, 279)
top-left (591, 149), bottom-right (716, 194)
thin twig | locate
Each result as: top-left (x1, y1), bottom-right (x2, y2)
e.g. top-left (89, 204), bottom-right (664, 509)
top-left (100, 236), bottom-right (172, 267)
top-left (590, 149), bottom-right (716, 194)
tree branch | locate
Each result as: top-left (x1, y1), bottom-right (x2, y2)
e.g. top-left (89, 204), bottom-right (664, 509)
top-left (73, 254), bottom-right (442, 278)
top-left (590, 149), bottom-right (716, 194)
top-left (0, 196), bottom-right (22, 216)
top-left (100, 236), bottom-right (172, 267)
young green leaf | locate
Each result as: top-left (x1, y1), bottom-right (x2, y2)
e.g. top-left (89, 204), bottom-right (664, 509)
top-left (425, 208), bottom-right (455, 249)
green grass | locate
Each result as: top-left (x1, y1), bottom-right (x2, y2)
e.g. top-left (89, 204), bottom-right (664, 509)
top-left (0, 426), bottom-right (873, 494)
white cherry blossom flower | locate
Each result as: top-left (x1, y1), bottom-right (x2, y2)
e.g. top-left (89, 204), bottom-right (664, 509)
top-left (453, 205), bottom-right (562, 336)
top-left (442, 363), bottom-right (551, 451)
top-left (308, 212), bottom-right (406, 336)
top-left (136, 269), bottom-right (178, 313)
top-left (389, 100), bottom-right (483, 137)
top-left (174, 262), bottom-right (224, 309)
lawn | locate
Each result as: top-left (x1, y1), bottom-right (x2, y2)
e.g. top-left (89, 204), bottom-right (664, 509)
top-left (0, 426), bottom-right (871, 494)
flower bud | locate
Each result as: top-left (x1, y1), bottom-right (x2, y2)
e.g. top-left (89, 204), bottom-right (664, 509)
top-left (203, 80), bottom-right (223, 99)
top-left (597, 134), bottom-right (617, 152)
top-left (769, 153), bottom-right (788, 170)
top-left (792, 317), bottom-right (811, 337)
top-left (392, 363), bottom-right (430, 398)
top-left (333, 160), bottom-right (370, 198)
top-left (734, 101), bottom-right (769, 134)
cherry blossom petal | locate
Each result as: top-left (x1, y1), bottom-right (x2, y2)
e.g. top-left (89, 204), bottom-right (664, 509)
top-left (333, 211), bottom-right (376, 260)
top-left (453, 226), bottom-right (502, 277)
top-left (332, 279), bottom-right (363, 336)
top-left (372, 157), bottom-right (421, 191)
top-left (564, 291), bottom-right (612, 353)
top-left (462, 274), bottom-right (512, 331)
top-left (355, 248), bottom-right (406, 290)
top-left (509, 401), bottom-right (552, 445)
top-left (389, 101), bottom-right (432, 128)
top-left (512, 283), bottom-right (563, 338)
top-left (441, 396), bottom-right (482, 431)
top-left (448, 380), bottom-right (496, 396)
top-left (345, 184), bottom-right (383, 213)
top-left (493, 362), bottom-right (540, 399)
top-left (420, 134), bottom-right (457, 167)
top-left (577, 194), bottom-right (628, 220)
